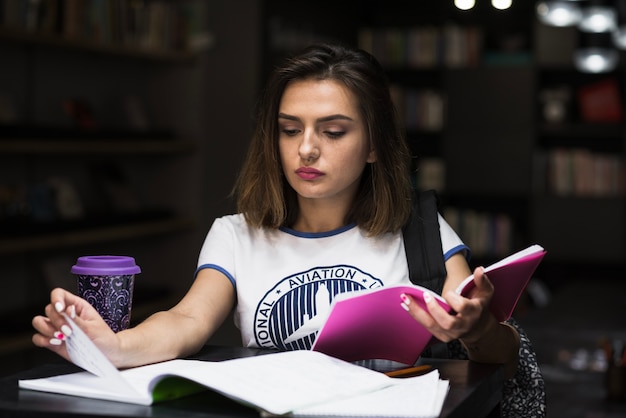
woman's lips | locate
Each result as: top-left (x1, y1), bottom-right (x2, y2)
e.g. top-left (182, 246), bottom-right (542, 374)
top-left (296, 167), bottom-right (324, 180)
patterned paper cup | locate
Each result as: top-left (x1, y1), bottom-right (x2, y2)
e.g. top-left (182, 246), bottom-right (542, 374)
top-left (71, 256), bottom-right (141, 332)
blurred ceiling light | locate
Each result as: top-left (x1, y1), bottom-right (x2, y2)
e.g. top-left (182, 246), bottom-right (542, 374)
top-left (492, 0), bottom-right (513, 10)
top-left (613, 0), bottom-right (626, 48)
top-left (612, 27), bottom-right (626, 48)
top-left (537, 1), bottom-right (583, 27)
top-left (574, 48), bottom-right (618, 72)
top-left (454, 0), bottom-right (476, 11)
top-left (574, 32), bottom-right (619, 72)
top-left (579, 5), bottom-right (617, 32)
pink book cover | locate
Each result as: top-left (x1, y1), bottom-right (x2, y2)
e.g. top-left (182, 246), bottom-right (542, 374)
top-left (311, 285), bottom-right (451, 365)
top-left (456, 244), bottom-right (546, 322)
top-left (312, 245), bottom-right (546, 365)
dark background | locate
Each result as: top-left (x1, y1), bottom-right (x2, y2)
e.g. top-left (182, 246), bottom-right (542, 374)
top-left (0, 1), bottom-right (624, 416)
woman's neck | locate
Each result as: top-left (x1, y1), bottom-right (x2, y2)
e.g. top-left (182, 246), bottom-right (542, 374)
top-left (292, 198), bottom-right (351, 233)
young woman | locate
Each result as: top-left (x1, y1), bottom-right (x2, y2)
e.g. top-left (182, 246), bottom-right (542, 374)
top-left (32, 43), bottom-right (544, 416)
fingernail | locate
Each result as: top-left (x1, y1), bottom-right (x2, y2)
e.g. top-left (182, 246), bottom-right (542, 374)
top-left (49, 338), bottom-right (63, 346)
top-left (400, 293), bottom-right (410, 305)
top-left (53, 331), bottom-right (65, 340)
top-left (70, 305), bottom-right (76, 319)
top-left (423, 292), bottom-right (433, 303)
top-left (54, 302), bottom-right (64, 313)
top-left (400, 302), bottom-right (410, 312)
top-left (61, 325), bottom-right (72, 337)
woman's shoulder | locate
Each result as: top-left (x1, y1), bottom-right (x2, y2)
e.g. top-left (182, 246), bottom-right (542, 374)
top-left (207, 213), bottom-right (248, 235)
top-left (212, 213), bottom-right (274, 236)
top-left (214, 213), bottom-right (247, 227)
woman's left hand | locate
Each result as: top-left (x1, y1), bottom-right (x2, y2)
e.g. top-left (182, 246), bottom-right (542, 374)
top-left (401, 266), bottom-right (497, 343)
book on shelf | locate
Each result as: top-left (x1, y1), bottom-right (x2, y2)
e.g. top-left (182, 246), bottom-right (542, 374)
top-left (1, 0), bottom-right (212, 53)
top-left (358, 24), bottom-right (482, 69)
top-left (577, 78), bottom-right (623, 124)
top-left (19, 314), bottom-right (448, 417)
top-left (442, 207), bottom-right (514, 258)
top-left (312, 244), bottom-right (546, 365)
top-left (390, 86), bottom-right (445, 132)
top-left (548, 148), bottom-right (624, 197)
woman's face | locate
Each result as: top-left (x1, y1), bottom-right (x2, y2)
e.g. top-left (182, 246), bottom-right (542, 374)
top-left (278, 79), bottom-right (376, 205)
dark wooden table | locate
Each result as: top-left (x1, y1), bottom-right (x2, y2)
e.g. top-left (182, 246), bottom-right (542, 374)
top-left (0, 345), bottom-right (503, 417)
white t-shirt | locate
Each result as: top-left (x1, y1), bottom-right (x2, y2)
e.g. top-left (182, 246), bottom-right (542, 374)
top-left (197, 213), bottom-right (467, 351)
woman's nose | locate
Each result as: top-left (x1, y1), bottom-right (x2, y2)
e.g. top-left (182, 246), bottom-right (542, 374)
top-left (299, 129), bottom-right (320, 162)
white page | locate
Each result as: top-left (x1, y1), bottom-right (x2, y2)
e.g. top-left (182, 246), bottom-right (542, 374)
top-left (20, 313), bottom-right (147, 403)
top-left (19, 370), bottom-right (153, 404)
top-left (165, 351), bottom-right (395, 415)
top-left (292, 370), bottom-right (448, 417)
top-left (455, 244), bottom-right (544, 293)
top-left (21, 347), bottom-right (397, 415)
top-left (61, 313), bottom-right (124, 380)
top-left (21, 312), bottom-right (407, 415)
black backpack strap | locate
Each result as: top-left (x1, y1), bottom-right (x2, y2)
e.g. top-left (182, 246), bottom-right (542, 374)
top-left (402, 189), bottom-right (450, 360)
top-left (401, 189), bottom-right (447, 294)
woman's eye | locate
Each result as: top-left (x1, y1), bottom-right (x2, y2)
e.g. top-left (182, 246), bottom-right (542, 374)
top-left (281, 128), bottom-right (299, 136)
top-left (325, 131), bottom-right (345, 139)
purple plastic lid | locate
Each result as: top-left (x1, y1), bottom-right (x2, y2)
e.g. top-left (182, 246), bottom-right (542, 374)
top-left (71, 256), bottom-right (141, 276)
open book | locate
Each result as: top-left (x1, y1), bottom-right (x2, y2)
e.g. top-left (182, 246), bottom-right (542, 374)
top-left (312, 244), bottom-right (546, 365)
top-left (19, 315), bottom-right (448, 416)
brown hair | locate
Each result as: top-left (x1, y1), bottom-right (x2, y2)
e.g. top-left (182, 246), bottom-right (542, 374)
top-left (234, 43), bottom-right (413, 236)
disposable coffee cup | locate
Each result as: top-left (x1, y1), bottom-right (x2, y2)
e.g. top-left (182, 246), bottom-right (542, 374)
top-left (71, 255), bottom-right (141, 333)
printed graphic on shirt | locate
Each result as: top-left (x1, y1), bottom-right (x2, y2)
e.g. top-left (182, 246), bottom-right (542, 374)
top-left (253, 265), bottom-right (383, 350)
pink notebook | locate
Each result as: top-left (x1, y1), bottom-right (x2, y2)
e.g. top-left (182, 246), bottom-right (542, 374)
top-left (312, 244), bottom-right (546, 365)
top-left (456, 244), bottom-right (546, 322)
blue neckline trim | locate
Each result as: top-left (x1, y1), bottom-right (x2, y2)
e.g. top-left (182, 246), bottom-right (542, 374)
top-left (279, 222), bottom-right (357, 238)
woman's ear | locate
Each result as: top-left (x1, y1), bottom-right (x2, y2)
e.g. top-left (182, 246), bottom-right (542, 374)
top-left (366, 148), bottom-right (377, 163)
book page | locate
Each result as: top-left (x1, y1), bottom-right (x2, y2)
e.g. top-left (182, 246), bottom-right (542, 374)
top-left (21, 348), bottom-right (399, 413)
top-left (292, 370), bottom-right (449, 417)
top-left (454, 244), bottom-right (546, 321)
top-left (61, 313), bottom-right (123, 380)
top-left (455, 244), bottom-right (545, 294)
top-left (19, 314), bottom-right (145, 403)
top-left (166, 351), bottom-right (395, 416)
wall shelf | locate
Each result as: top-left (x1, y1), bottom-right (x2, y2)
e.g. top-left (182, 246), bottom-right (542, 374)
top-left (0, 139), bottom-right (196, 155)
top-left (0, 216), bottom-right (195, 255)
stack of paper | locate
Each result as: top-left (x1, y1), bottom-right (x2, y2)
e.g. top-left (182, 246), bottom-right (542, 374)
top-left (19, 315), bottom-right (448, 417)
top-left (292, 370), bottom-right (449, 417)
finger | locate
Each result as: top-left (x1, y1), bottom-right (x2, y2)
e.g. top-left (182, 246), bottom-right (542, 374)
top-left (43, 301), bottom-right (75, 334)
top-left (50, 288), bottom-right (83, 315)
top-left (440, 289), bottom-right (466, 314)
top-left (473, 267), bottom-right (494, 292)
top-left (32, 315), bottom-right (56, 336)
top-left (422, 291), bottom-right (457, 330)
top-left (31, 316), bottom-right (70, 355)
top-left (400, 293), bottom-right (435, 326)
top-left (401, 292), bottom-right (455, 336)
top-left (31, 332), bottom-right (70, 360)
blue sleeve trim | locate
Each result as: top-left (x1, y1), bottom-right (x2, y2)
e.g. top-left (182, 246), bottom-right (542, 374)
top-left (444, 244), bottom-right (471, 263)
top-left (195, 264), bottom-right (236, 290)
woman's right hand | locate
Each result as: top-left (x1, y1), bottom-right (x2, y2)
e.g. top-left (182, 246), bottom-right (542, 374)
top-left (31, 287), bottom-right (121, 366)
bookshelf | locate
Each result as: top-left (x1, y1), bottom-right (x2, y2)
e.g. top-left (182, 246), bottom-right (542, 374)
top-left (354, 18), bottom-right (525, 261)
top-left (266, 1), bottom-right (534, 261)
top-left (0, 0), bottom-right (213, 58)
top-left (530, 22), bottom-right (626, 266)
top-left (0, 216), bottom-right (195, 255)
top-left (0, 27), bottom-right (211, 62)
top-left (0, 138), bottom-right (195, 154)
top-left (261, 1), bottom-right (626, 271)
top-left (0, 0), bottom-right (211, 327)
